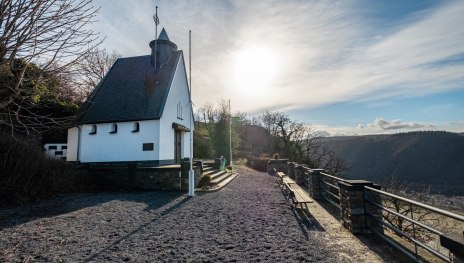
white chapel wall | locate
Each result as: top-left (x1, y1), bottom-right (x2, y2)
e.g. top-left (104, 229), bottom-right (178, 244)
top-left (159, 54), bottom-right (193, 161)
top-left (79, 120), bottom-right (160, 163)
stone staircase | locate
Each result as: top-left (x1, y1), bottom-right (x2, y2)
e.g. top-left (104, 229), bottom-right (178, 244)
top-left (200, 161), bottom-right (237, 189)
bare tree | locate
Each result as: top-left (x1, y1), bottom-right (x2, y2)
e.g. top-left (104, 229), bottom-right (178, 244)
top-left (194, 99), bottom-right (244, 160)
top-left (75, 48), bottom-right (120, 100)
top-left (196, 102), bottom-right (218, 140)
top-left (256, 110), bottom-right (348, 175)
top-left (382, 176), bottom-right (448, 242)
top-left (0, 0), bottom-right (103, 134)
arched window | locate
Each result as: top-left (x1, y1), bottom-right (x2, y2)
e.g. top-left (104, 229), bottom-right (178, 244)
top-left (89, 125), bottom-right (97, 135)
top-left (132, 122), bottom-right (140, 133)
top-left (110, 123), bottom-right (117, 134)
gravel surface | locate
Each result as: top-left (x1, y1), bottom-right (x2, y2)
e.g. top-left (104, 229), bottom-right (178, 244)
top-left (1, 167), bottom-right (389, 262)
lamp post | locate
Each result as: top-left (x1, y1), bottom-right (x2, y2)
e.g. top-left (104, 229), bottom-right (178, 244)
top-left (188, 30), bottom-right (194, 197)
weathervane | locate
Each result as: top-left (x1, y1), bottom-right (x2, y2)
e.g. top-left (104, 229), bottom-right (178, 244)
top-left (153, 6), bottom-right (159, 39)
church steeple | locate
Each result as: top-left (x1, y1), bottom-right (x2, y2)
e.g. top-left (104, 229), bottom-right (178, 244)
top-left (158, 28), bottom-right (169, 41)
top-left (150, 7), bottom-right (177, 70)
top-left (150, 27), bottom-right (177, 70)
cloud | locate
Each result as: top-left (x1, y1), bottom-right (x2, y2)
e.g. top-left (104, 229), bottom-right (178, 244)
top-left (312, 117), bottom-right (449, 136)
top-left (313, 130), bottom-right (331, 138)
top-left (92, 0), bottom-right (464, 114)
top-left (367, 118), bottom-right (435, 130)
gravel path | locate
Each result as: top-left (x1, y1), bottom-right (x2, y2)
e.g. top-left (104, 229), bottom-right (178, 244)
top-left (1, 167), bottom-right (389, 262)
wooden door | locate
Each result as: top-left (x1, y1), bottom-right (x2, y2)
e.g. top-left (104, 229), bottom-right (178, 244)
top-left (174, 130), bottom-right (182, 164)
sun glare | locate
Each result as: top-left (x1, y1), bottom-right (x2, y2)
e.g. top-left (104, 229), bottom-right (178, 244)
top-left (232, 46), bottom-right (278, 96)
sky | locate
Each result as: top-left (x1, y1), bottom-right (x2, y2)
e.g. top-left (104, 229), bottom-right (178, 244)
top-left (91, 0), bottom-right (464, 136)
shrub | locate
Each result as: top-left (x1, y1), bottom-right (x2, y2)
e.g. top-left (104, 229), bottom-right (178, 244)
top-left (0, 133), bottom-right (81, 205)
top-left (198, 174), bottom-right (211, 188)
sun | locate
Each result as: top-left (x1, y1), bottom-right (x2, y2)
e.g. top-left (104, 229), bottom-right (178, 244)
top-left (232, 46), bottom-right (278, 96)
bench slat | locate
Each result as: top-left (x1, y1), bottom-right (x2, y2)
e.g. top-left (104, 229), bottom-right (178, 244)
top-left (282, 177), bottom-right (294, 184)
top-left (277, 173), bottom-right (313, 207)
top-left (292, 188), bottom-right (313, 203)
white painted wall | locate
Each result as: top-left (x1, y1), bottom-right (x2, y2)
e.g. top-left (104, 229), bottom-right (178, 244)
top-left (67, 127), bottom-right (79, 161)
top-left (66, 54), bottom-right (193, 164)
top-left (159, 54), bottom-right (193, 161)
top-left (78, 120), bottom-right (160, 163)
top-left (44, 143), bottom-right (67, 160)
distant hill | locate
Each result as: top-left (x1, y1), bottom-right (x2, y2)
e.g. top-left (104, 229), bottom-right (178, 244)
top-left (317, 131), bottom-right (464, 196)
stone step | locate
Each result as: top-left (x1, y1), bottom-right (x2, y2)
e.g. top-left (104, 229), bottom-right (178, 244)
top-left (203, 166), bottom-right (214, 172)
top-left (202, 160), bottom-right (215, 167)
top-left (203, 169), bottom-right (221, 177)
top-left (210, 171), bottom-right (232, 185)
top-left (209, 170), bottom-right (227, 181)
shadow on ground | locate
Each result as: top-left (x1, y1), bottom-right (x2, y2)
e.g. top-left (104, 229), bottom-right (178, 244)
top-left (316, 198), bottom-right (414, 263)
top-left (276, 181), bottom-right (326, 236)
top-left (83, 195), bottom-right (191, 262)
top-left (0, 190), bottom-right (184, 230)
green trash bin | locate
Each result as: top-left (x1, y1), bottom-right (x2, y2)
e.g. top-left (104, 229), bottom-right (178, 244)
top-left (220, 158), bottom-right (227, 171)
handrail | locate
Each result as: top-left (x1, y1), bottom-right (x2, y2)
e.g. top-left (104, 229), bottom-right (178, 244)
top-left (366, 199), bottom-right (443, 236)
top-left (371, 228), bottom-right (423, 263)
top-left (320, 179), bottom-right (339, 191)
top-left (320, 172), bottom-right (347, 183)
top-left (271, 162), bottom-right (462, 262)
top-left (365, 186), bottom-right (464, 222)
top-left (321, 185), bottom-right (341, 200)
top-left (318, 172), bottom-right (343, 209)
top-left (368, 212), bottom-right (451, 262)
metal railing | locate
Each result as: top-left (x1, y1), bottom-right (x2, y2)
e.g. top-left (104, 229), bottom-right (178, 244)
top-left (319, 172), bottom-right (345, 210)
top-left (270, 162), bottom-right (463, 262)
top-left (364, 186), bottom-right (464, 263)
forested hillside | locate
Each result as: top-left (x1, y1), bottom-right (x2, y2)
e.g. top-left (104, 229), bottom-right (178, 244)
top-left (318, 131), bottom-right (464, 195)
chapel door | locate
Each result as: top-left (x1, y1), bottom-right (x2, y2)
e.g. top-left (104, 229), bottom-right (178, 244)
top-left (174, 130), bottom-right (182, 164)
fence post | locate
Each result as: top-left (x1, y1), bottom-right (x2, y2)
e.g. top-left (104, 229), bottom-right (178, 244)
top-left (338, 180), bottom-right (382, 234)
top-left (307, 169), bottom-right (324, 199)
top-left (440, 233), bottom-right (464, 263)
top-left (287, 162), bottom-right (295, 179)
top-left (294, 164), bottom-right (305, 185)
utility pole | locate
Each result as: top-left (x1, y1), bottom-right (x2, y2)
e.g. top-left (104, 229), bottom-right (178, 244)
top-left (188, 30), bottom-right (194, 197)
top-left (153, 6), bottom-right (159, 69)
top-left (229, 99), bottom-right (233, 172)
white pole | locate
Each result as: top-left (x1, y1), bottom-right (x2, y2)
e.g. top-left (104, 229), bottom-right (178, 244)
top-left (229, 99), bottom-right (233, 172)
top-left (188, 30), bottom-right (194, 197)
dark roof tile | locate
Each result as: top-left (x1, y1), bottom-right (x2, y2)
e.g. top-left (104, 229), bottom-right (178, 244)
top-left (77, 51), bottom-right (181, 124)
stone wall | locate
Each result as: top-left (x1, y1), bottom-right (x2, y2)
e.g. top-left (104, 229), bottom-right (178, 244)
top-left (287, 162), bottom-right (295, 179)
top-left (87, 164), bottom-right (201, 191)
top-left (338, 180), bottom-right (382, 234)
top-left (267, 159), bottom-right (289, 175)
top-left (247, 157), bottom-right (271, 172)
top-left (306, 168), bottom-right (325, 199)
top-left (135, 166), bottom-right (201, 191)
top-left (293, 165), bottom-right (306, 185)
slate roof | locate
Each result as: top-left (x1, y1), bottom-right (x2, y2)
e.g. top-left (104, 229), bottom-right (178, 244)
top-left (77, 51), bottom-right (181, 124)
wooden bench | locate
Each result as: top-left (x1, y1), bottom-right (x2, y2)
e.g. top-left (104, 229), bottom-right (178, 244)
top-left (282, 177), bottom-right (294, 188)
top-left (276, 171), bottom-right (286, 184)
top-left (274, 171), bottom-right (313, 209)
top-left (281, 177), bottom-right (295, 201)
top-left (289, 187), bottom-right (313, 209)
